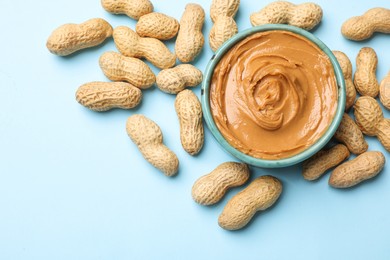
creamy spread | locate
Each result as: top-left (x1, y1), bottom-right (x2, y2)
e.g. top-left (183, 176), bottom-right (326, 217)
top-left (210, 30), bottom-right (338, 160)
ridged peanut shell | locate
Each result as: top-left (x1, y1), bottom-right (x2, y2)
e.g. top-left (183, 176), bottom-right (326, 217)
top-left (113, 26), bottom-right (176, 69)
top-left (156, 64), bottom-right (203, 94)
top-left (354, 96), bottom-right (390, 152)
top-left (354, 47), bottom-right (379, 98)
top-left (380, 71), bottom-right (390, 110)
top-left (210, 0), bottom-right (240, 22)
top-left (302, 144), bottom-right (350, 181)
top-left (126, 115), bottom-right (179, 176)
top-left (209, 16), bottom-right (238, 52)
top-left (99, 51), bottom-right (155, 89)
top-left (250, 2), bottom-right (323, 31)
top-left (333, 51), bottom-right (357, 110)
top-left (175, 4), bottom-right (205, 63)
top-left (76, 81), bottom-right (142, 111)
top-left (334, 113), bottom-right (368, 155)
top-left (46, 18), bottom-right (113, 56)
top-left (377, 119), bottom-right (390, 152)
top-left (136, 13), bottom-right (179, 40)
top-left (329, 151), bottom-right (385, 188)
top-left (175, 90), bottom-right (204, 155)
top-left (218, 175), bottom-right (282, 231)
top-left (354, 96), bottom-right (383, 136)
top-left (341, 8), bottom-right (390, 41)
top-left (101, 0), bottom-right (153, 20)
top-left (192, 162), bottom-right (249, 206)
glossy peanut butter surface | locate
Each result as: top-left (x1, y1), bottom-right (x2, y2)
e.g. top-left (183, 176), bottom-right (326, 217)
top-left (210, 30), bottom-right (338, 160)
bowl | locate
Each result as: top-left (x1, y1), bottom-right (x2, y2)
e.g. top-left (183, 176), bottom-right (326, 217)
top-left (201, 24), bottom-right (346, 168)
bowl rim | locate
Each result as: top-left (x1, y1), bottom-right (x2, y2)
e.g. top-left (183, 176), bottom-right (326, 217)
top-left (201, 24), bottom-right (346, 168)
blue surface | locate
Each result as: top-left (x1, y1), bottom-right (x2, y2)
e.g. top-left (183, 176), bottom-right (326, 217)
top-left (1, 0), bottom-right (389, 259)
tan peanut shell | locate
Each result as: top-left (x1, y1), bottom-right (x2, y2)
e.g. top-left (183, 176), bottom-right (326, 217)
top-left (209, 0), bottom-right (240, 52)
top-left (156, 64), bottom-right (203, 94)
top-left (175, 90), bottom-right (204, 155)
top-left (334, 113), bottom-right (368, 155)
top-left (136, 13), bottom-right (179, 40)
top-left (218, 175), bottom-right (282, 231)
top-left (210, 0), bottom-right (240, 22)
top-left (354, 96), bottom-right (383, 136)
top-left (380, 71), bottom-right (390, 110)
top-left (341, 8), bottom-right (390, 41)
top-left (101, 0), bottom-right (153, 20)
top-left (175, 4), bottom-right (205, 63)
top-left (333, 51), bottom-right (357, 110)
top-left (302, 144), bottom-right (350, 181)
top-left (113, 26), bottom-right (176, 69)
top-left (209, 17), bottom-right (238, 53)
top-left (192, 162), bottom-right (250, 206)
top-left (76, 81), bottom-right (142, 111)
top-left (354, 47), bottom-right (379, 98)
top-left (329, 151), bottom-right (385, 188)
top-left (126, 115), bottom-right (179, 176)
top-left (250, 1), bottom-right (323, 30)
top-left (46, 18), bottom-right (113, 56)
top-left (99, 51), bottom-right (155, 89)
top-left (354, 96), bottom-right (390, 152)
top-left (377, 119), bottom-right (390, 152)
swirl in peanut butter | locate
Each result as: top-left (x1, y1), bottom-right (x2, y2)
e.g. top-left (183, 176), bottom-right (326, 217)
top-left (210, 30), bottom-right (338, 160)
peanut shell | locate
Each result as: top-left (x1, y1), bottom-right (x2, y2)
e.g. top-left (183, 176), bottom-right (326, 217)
top-left (76, 81), bottom-right (142, 111)
top-left (175, 4), bottom-right (205, 63)
top-left (210, 0), bottom-right (240, 23)
top-left (302, 144), bottom-right (350, 181)
top-left (126, 115), bottom-right (179, 176)
top-left (333, 51), bottom-right (357, 110)
top-left (99, 51), bottom-right (155, 89)
top-left (354, 96), bottom-right (383, 136)
top-left (334, 113), bottom-right (368, 155)
top-left (250, 2), bottom-right (323, 30)
top-left (379, 71), bottom-right (390, 110)
top-left (218, 175), bottom-right (282, 231)
top-left (46, 18), bottom-right (113, 56)
top-left (354, 47), bottom-right (379, 98)
top-left (209, 16), bottom-right (238, 52)
top-left (192, 162), bottom-right (249, 205)
top-left (209, 0), bottom-right (240, 52)
top-left (156, 64), bottom-right (203, 94)
top-left (354, 96), bottom-right (390, 152)
top-left (329, 151), bottom-right (385, 188)
top-left (113, 26), bottom-right (176, 69)
top-left (136, 13), bottom-right (179, 40)
top-left (341, 8), bottom-right (390, 41)
top-left (101, 0), bottom-right (153, 20)
top-left (175, 90), bottom-right (204, 155)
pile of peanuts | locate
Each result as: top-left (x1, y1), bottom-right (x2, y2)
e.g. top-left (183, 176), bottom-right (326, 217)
top-left (46, 0), bottom-right (390, 231)
top-left (305, 47), bottom-right (389, 187)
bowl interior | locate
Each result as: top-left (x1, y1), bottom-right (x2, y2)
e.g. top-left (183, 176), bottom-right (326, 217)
top-left (201, 24), bottom-right (346, 168)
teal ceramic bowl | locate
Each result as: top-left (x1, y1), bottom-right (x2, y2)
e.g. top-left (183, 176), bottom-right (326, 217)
top-left (201, 24), bottom-right (346, 168)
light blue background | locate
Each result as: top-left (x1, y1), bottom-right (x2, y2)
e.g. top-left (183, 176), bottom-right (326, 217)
top-left (1, 0), bottom-right (389, 259)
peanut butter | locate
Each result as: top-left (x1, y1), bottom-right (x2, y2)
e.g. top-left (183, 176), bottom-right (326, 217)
top-left (210, 30), bottom-right (338, 160)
